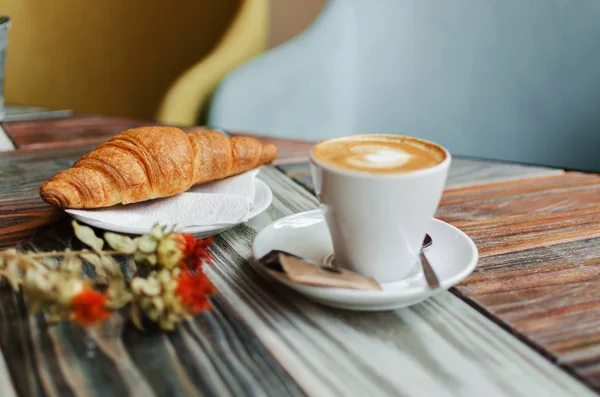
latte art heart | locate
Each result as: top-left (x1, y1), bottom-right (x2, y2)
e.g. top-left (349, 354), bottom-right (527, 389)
top-left (347, 146), bottom-right (412, 169)
top-left (312, 134), bottom-right (446, 174)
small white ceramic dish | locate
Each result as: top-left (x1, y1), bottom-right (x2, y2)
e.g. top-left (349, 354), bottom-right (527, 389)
top-left (67, 179), bottom-right (273, 237)
top-left (251, 209), bottom-right (478, 311)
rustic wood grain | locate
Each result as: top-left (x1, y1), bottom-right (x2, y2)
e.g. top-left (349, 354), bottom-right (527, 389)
top-left (279, 160), bottom-right (600, 393)
top-left (1, 218), bottom-right (306, 397)
top-left (0, 198), bottom-right (63, 250)
top-left (0, 349), bottom-right (17, 397)
top-left (2, 115), bottom-right (315, 165)
top-left (2, 115), bottom-right (154, 150)
top-left (455, 236), bottom-right (600, 391)
top-left (208, 167), bottom-right (595, 397)
top-left (2, 115), bottom-right (599, 395)
top-left (437, 172), bottom-right (600, 257)
top-left (241, 135), bottom-right (314, 165)
top-left (1, 160), bottom-right (595, 395)
top-left (430, 170), bottom-right (600, 392)
top-left (0, 145), bottom-right (87, 249)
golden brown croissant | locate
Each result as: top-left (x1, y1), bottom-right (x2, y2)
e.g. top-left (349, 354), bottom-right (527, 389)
top-left (39, 126), bottom-right (278, 209)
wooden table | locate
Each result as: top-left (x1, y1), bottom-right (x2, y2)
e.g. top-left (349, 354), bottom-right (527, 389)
top-left (1, 114), bottom-right (600, 396)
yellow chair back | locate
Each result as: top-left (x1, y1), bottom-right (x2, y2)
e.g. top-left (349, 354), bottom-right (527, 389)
top-left (1, 0), bottom-right (267, 122)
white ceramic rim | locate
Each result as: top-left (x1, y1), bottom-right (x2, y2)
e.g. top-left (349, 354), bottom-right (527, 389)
top-left (309, 134), bottom-right (451, 180)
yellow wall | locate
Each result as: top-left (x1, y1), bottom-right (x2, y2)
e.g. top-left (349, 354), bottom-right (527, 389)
top-left (0, 0), bottom-right (240, 120)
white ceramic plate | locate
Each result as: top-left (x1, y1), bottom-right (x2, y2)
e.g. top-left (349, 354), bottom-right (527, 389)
top-left (67, 179), bottom-right (273, 237)
top-left (251, 209), bottom-right (478, 311)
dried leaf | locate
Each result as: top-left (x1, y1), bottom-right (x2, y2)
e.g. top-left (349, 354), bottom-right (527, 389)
top-left (150, 224), bottom-right (165, 240)
top-left (125, 257), bottom-right (137, 277)
top-left (63, 248), bottom-right (75, 263)
top-left (80, 252), bottom-right (101, 268)
top-left (146, 254), bottom-right (158, 266)
top-left (40, 257), bottom-right (59, 270)
top-left (100, 255), bottom-right (122, 277)
top-left (2, 248), bottom-right (17, 258)
top-left (0, 221), bottom-right (214, 334)
top-left (157, 236), bottom-right (183, 269)
top-left (131, 277), bottom-right (161, 296)
top-left (133, 251), bottom-right (147, 263)
top-left (72, 221), bottom-right (104, 254)
top-left (56, 278), bottom-right (85, 306)
top-left (4, 257), bottom-right (21, 291)
top-left (27, 259), bottom-right (48, 274)
top-left (159, 270), bottom-right (172, 284)
top-left (96, 265), bottom-right (109, 283)
top-left (131, 278), bottom-right (143, 295)
top-left (0, 249), bottom-right (16, 271)
top-left (131, 303), bottom-right (144, 330)
top-left (62, 252), bottom-right (82, 274)
top-left (104, 233), bottom-right (137, 254)
top-left (79, 251), bottom-right (105, 281)
top-left (23, 269), bottom-right (53, 302)
top-left (106, 279), bottom-right (132, 310)
top-left (150, 296), bottom-right (165, 314)
top-left (137, 235), bottom-right (158, 254)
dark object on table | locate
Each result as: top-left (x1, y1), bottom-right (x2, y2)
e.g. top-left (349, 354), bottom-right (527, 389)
top-left (420, 234), bottom-right (440, 290)
top-left (0, 16), bottom-right (10, 122)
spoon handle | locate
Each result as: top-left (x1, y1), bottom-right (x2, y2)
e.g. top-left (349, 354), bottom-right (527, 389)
top-left (420, 252), bottom-right (440, 290)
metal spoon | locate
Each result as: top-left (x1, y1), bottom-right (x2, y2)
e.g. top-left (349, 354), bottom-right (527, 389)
top-left (320, 235), bottom-right (440, 289)
top-left (421, 234), bottom-right (440, 289)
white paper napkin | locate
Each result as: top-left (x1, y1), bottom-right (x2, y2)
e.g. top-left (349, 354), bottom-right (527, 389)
top-left (66, 169), bottom-right (259, 229)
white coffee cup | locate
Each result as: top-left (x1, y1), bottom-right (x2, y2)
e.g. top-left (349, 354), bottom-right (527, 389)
top-left (309, 135), bottom-right (451, 283)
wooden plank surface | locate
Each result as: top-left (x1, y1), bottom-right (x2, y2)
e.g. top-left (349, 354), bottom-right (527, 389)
top-left (2, 141), bottom-right (595, 395)
top-left (2, 217), bottom-right (306, 397)
top-left (2, 115), bottom-right (154, 150)
top-left (1, 115), bottom-right (598, 395)
top-left (209, 167), bottom-right (595, 397)
top-left (437, 172), bottom-right (600, 391)
top-left (1, 115), bottom-right (315, 164)
top-left (460, 239), bottom-right (600, 374)
top-left (0, 350), bottom-right (17, 397)
top-left (1, 166), bottom-right (593, 397)
top-left (437, 172), bottom-right (600, 256)
top-left (280, 160), bottom-right (600, 393)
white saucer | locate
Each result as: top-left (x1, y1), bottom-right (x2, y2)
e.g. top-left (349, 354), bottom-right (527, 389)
top-left (67, 179), bottom-right (273, 237)
top-left (251, 209), bottom-right (478, 311)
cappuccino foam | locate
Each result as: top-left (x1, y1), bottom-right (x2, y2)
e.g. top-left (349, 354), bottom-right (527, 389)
top-left (312, 135), bottom-right (446, 174)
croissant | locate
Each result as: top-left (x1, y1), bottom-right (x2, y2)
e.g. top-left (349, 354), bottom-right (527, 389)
top-left (40, 126), bottom-right (278, 209)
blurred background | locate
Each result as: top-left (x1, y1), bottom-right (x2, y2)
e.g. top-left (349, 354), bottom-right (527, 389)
top-left (0, 0), bottom-right (599, 171)
top-left (0, 0), bottom-right (324, 123)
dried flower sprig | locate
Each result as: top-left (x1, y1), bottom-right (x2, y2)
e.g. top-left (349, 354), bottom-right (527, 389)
top-left (0, 221), bottom-right (216, 331)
